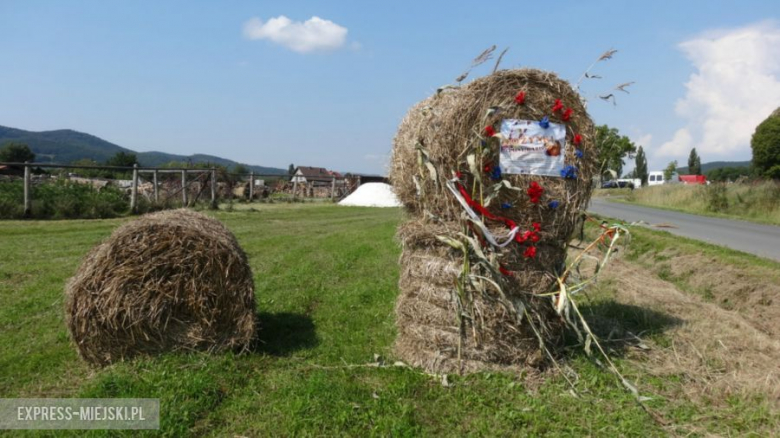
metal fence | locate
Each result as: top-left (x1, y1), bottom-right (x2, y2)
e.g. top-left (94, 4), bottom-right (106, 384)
top-left (0, 161), bottom-right (358, 218)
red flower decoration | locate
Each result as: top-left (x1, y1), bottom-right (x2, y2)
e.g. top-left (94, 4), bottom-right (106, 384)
top-left (484, 125), bottom-right (496, 137)
top-left (514, 91), bottom-right (526, 105)
top-left (499, 265), bottom-right (512, 276)
top-left (524, 246), bottom-right (537, 258)
top-left (551, 99), bottom-right (564, 113)
top-left (527, 181), bottom-right (544, 204)
top-left (532, 222), bottom-right (541, 232)
top-left (573, 134), bottom-right (582, 145)
top-left (562, 107), bottom-right (573, 121)
top-left (522, 230), bottom-right (540, 243)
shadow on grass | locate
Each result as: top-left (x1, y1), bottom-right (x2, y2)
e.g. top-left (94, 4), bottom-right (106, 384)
top-left (251, 312), bottom-right (318, 356)
top-left (566, 300), bottom-right (684, 357)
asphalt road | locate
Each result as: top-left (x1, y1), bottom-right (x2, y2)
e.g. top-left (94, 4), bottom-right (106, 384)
top-left (588, 198), bottom-right (780, 262)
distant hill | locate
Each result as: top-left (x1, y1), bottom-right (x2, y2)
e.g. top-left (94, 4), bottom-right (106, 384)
top-left (135, 152), bottom-right (285, 175)
top-left (0, 125), bottom-right (286, 174)
top-left (0, 125), bottom-right (131, 163)
top-left (677, 160), bottom-right (751, 174)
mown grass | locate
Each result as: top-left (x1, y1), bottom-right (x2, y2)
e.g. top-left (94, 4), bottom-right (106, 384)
top-left (1, 204), bottom-right (778, 436)
top-left (616, 181), bottom-right (780, 226)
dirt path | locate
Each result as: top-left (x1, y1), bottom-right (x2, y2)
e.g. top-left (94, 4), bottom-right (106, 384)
top-left (600, 259), bottom-right (780, 403)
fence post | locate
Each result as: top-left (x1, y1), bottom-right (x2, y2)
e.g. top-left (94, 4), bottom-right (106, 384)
top-left (153, 169), bottom-right (159, 203)
top-left (249, 172), bottom-right (254, 201)
top-left (181, 169), bottom-right (188, 206)
top-left (23, 161), bottom-right (31, 217)
top-left (331, 176), bottom-right (336, 200)
top-left (210, 168), bottom-right (217, 208)
top-left (130, 164), bottom-right (138, 213)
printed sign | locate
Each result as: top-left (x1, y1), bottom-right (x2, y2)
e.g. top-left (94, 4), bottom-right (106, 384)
top-left (499, 119), bottom-right (567, 177)
top-left (0, 399), bottom-right (160, 430)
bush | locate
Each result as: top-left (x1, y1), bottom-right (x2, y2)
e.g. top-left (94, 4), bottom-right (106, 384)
top-left (0, 179), bottom-right (130, 219)
top-left (766, 165), bottom-right (780, 180)
top-left (706, 184), bottom-right (729, 213)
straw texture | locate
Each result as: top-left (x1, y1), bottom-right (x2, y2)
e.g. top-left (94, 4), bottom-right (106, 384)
top-left (65, 209), bottom-right (256, 366)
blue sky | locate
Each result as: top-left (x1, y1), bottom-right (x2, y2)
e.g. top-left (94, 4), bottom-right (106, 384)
top-left (1, 1), bottom-right (779, 174)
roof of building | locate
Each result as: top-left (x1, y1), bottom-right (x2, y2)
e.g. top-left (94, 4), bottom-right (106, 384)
top-left (294, 166), bottom-right (344, 182)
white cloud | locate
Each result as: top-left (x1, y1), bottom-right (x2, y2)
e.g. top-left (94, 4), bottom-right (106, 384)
top-left (658, 128), bottom-right (693, 157)
top-left (632, 133), bottom-right (653, 149)
top-left (243, 15), bottom-right (348, 53)
top-left (658, 21), bottom-right (780, 160)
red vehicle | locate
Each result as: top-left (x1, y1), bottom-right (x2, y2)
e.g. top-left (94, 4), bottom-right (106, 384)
top-left (679, 175), bottom-right (707, 185)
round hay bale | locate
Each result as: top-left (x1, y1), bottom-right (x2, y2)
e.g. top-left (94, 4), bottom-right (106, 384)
top-left (390, 69), bottom-right (595, 373)
top-left (65, 209), bottom-right (256, 366)
top-left (390, 68), bottom-right (596, 237)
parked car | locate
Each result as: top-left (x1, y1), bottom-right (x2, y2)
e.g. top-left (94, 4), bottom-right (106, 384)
top-left (601, 180), bottom-right (634, 189)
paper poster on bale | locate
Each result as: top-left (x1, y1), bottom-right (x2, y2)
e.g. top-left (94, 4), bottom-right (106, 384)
top-left (499, 119), bottom-right (567, 177)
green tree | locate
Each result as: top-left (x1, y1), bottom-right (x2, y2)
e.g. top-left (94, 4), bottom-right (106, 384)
top-left (0, 142), bottom-right (35, 163)
top-left (594, 125), bottom-right (637, 183)
top-left (105, 151), bottom-right (138, 168)
top-left (706, 166), bottom-right (753, 182)
top-left (234, 164), bottom-right (249, 175)
top-left (766, 165), bottom-right (780, 179)
top-left (635, 146), bottom-right (648, 187)
top-left (751, 108), bottom-right (780, 179)
top-left (688, 148), bottom-right (701, 175)
top-left (288, 163), bottom-right (296, 176)
top-left (663, 160), bottom-right (678, 181)
top-left (69, 158), bottom-right (112, 178)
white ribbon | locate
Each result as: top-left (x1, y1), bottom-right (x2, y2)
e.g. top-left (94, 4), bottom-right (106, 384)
top-left (445, 178), bottom-right (519, 248)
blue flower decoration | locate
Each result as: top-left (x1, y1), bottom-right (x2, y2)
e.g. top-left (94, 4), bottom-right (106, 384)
top-left (548, 200), bottom-right (560, 209)
top-left (490, 166), bottom-right (502, 180)
top-left (480, 140), bottom-right (487, 147)
top-left (560, 165), bottom-right (578, 179)
top-left (575, 149), bottom-right (584, 159)
top-left (501, 202), bottom-right (512, 209)
top-left (539, 116), bottom-right (550, 129)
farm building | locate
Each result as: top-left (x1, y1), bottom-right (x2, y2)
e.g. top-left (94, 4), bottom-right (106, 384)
top-left (290, 166), bottom-right (345, 185)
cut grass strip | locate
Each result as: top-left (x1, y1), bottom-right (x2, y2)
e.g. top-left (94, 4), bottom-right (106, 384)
top-left (0, 204), bottom-right (777, 435)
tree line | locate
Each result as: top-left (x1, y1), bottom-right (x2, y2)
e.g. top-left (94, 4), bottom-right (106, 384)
top-left (594, 106), bottom-right (780, 185)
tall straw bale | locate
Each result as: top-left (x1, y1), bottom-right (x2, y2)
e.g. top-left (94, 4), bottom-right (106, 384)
top-left (390, 69), bottom-right (596, 373)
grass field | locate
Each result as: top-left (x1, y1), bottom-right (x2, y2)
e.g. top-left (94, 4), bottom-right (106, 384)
top-left (1, 204), bottom-right (778, 436)
top-left (608, 181), bottom-right (780, 226)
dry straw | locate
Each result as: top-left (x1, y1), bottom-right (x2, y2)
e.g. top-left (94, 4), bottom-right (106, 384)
top-left (390, 68), bottom-right (599, 374)
top-left (65, 209), bottom-right (256, 366)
